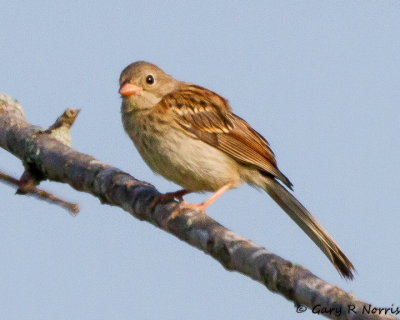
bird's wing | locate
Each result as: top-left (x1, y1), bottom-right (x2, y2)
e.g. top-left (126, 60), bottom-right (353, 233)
top-left (160, 84), bottom-right (293, 189)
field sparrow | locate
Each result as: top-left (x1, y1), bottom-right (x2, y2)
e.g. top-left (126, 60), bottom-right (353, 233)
top-left (119, 61), bottom-right (354, 279)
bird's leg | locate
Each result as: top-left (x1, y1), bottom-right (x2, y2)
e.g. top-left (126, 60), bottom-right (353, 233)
top-left (150, 189), bottom-right (190, 210)
top-left (179, 182), bottom-right (235, 214)
top-left (164, 189), bottom-right (190, 202)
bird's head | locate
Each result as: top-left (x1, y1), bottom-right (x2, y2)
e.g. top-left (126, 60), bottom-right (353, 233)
top-left (119, 61), bottom-right (178, 111)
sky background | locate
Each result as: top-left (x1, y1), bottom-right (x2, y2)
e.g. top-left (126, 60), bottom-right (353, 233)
top-left (1, 1), bottom-right (399, 319)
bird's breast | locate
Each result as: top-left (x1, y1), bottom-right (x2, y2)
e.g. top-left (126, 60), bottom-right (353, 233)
top-left (122, 109), bottom-right (242, 191)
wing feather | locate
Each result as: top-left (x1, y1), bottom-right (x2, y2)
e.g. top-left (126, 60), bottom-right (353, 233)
top-left (161, 84), bottom-right (293, 189)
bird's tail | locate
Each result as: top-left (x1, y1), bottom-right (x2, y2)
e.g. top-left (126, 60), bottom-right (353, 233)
top-left (263, 177), bottom-right (355, 279)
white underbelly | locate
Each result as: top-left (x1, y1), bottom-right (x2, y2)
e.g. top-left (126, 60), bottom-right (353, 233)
top-left (131, 126), bottom-right (242, 191)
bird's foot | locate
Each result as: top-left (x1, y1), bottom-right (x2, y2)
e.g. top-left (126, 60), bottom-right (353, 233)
top-left (166, 201), bottom-right (207, 222)
top-left (174, 182), bottom-right (236, 214)
top-left (150, 189), bottom-right (189, 210)
top-left (177, 201), bottom-right (208, 214)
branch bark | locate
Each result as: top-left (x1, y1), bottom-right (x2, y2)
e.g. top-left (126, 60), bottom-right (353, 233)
top-left (0, 169), bottom-right (79, 214)
top-left (0, 93), bottom-right (397, 320)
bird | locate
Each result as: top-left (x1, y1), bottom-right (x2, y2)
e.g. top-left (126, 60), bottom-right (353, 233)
top-left (119, 61), bottom-right (355, 279)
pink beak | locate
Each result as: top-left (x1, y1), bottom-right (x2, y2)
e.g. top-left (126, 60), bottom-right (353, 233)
top-left (119, 82), bottom-right (142, 96)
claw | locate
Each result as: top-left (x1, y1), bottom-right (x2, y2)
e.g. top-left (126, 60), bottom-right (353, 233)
top-left (176, 182), bottom-right (236, 214)
top-left (150, 189), bottom-right (190, 210)
top-left (178, 201), bottom-right (207, 214)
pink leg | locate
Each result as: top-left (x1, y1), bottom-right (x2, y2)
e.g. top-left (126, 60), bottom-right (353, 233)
top-left (179, 182), bottom-right (236, 214)
top-left (164, 189), bottom-right (190, 202)
top-left (150, 189), bottom-right (190, 209)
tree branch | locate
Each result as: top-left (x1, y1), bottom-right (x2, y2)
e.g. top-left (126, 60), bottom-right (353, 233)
top-left (0, 169), bottom-right (79, 214)
top-left (0, 93), bottom-right (397, 320)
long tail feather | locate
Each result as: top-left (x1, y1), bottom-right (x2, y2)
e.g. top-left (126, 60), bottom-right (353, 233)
top-left (264, 177), bottom-right (355, 279)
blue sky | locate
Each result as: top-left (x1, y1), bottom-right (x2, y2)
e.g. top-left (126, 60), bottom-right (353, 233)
top-left (1, 1), bottom-right (399, 319)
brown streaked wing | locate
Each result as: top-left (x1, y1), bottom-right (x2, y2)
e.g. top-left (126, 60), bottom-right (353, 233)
top-left (163, 83), bottom-right (233, 134)
top-left (217, 116), bottom-right (293, 189)
top-left (161, 84), bottom-right (293, 189)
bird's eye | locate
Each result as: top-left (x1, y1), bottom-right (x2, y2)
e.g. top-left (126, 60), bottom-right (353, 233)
top-left (146, 75), bottom-right (154, 85)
